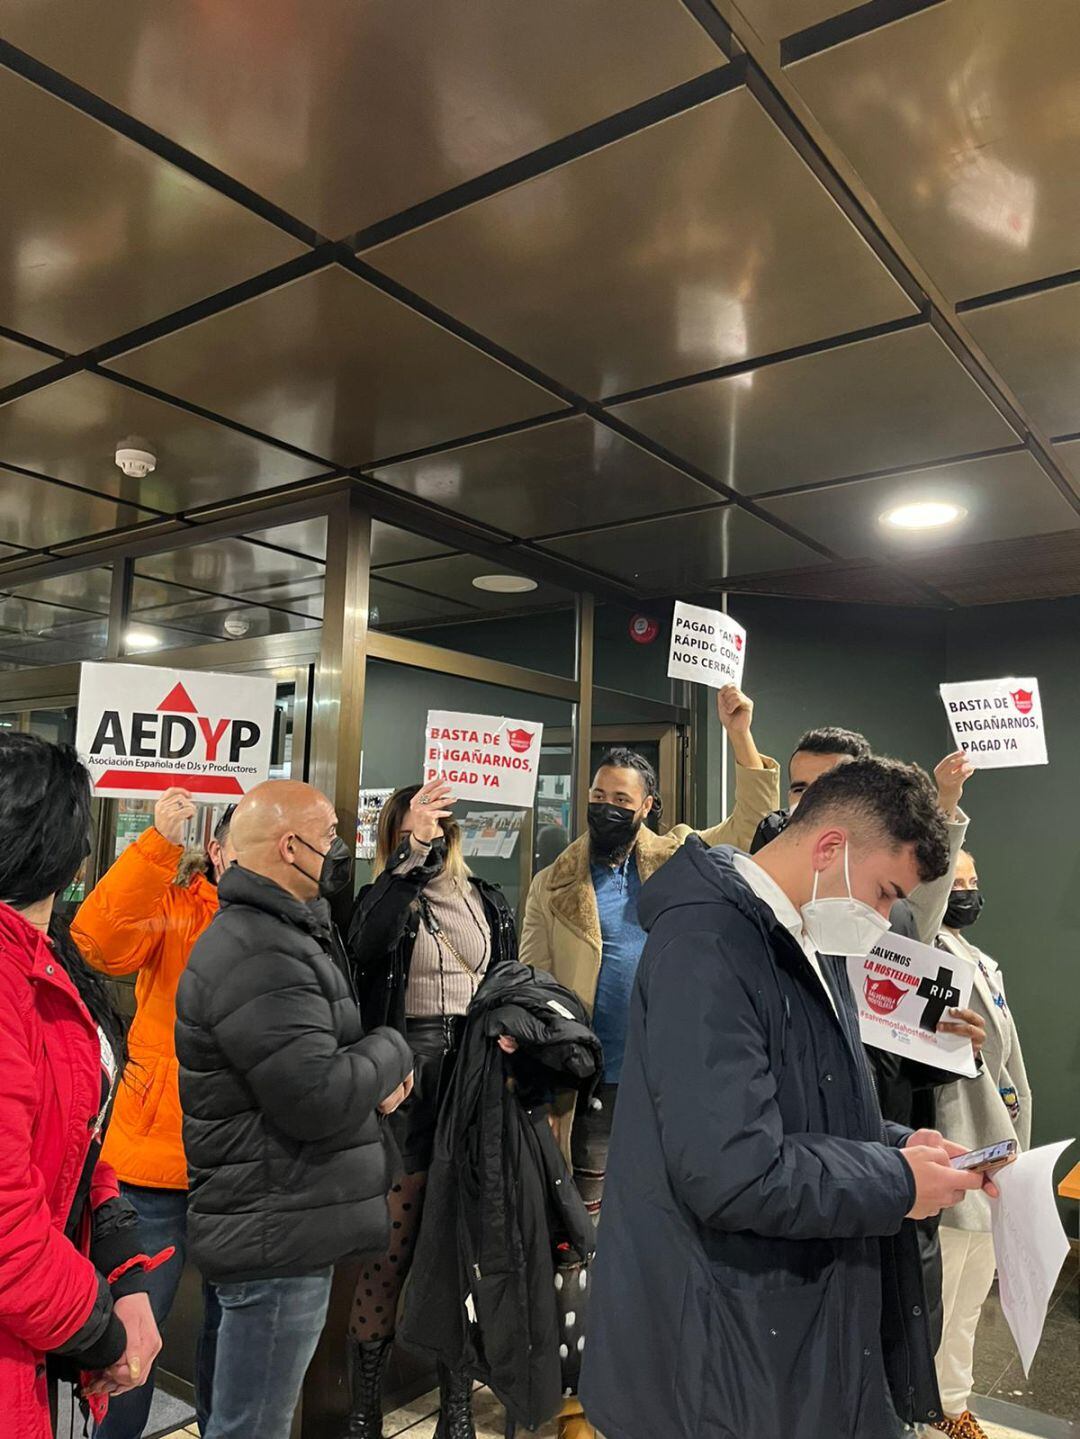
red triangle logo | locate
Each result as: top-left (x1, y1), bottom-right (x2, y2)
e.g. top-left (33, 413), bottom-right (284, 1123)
top-left (158, 682), bottom-right (197, 713)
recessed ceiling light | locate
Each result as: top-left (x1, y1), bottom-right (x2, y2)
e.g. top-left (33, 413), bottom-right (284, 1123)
top-left (125, 629), bottom-right (162, 651)
top-left (471, 574), bottom-right (538, 594)
top-left (880, 501), bottom-right (967, 531)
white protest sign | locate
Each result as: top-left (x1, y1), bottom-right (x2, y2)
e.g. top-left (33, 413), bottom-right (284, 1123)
top-left (424, 711), bottom-right (543, 809)
top-left (845, 931), bottom-right (978, 1078)
top-left (939, 676), bottom-right (1048, 769)
top-left (991, 1139), bottom-right (1074, 1375)
top-left (76, 662), bottom-right (275, 801)
top-left (667, 601), bottom-right (746, 690)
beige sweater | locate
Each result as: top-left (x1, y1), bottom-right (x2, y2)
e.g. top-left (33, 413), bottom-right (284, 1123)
top-left (391, 845), bottom-right (492, 1018)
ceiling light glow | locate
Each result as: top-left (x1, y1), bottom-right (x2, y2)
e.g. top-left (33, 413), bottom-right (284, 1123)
top-left (880, 501), bottom-right (966, 531)
top-left (125, 629), bottom-right (162, 651)
top-left (471, 574), bottom-right (538, 594)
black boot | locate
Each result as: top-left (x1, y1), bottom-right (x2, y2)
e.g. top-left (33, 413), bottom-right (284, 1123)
top-left (346, 1336), bottom-right (393, 1439)
top-left (433, 1361), bottom-right (476, 1439)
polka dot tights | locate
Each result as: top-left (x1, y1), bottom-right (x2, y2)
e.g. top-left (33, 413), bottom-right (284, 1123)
top-left (349, 1171), bottom-right (428, 1343)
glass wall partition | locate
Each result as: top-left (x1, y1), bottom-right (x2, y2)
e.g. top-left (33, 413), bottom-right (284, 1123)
top-left (358, 656), bottom-right (575, 919)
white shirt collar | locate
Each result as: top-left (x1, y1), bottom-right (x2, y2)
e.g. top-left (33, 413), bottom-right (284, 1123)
top-left (732, 852), bottom-right (806, 941)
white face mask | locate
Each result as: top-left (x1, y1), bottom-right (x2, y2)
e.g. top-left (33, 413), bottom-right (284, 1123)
top-left (800, 842), bottom-right (892, 958)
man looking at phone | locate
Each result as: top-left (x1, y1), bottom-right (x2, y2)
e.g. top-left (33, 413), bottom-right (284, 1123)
top-left (580, 757), bottom-right (997, 1439)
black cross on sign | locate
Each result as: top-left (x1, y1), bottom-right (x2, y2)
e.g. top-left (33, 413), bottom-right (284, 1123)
top-left (916, 965), bottom-right (960, 1033)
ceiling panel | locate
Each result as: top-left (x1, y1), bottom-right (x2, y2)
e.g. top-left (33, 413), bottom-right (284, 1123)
top-left (0, 371), bottom-right (326, 513)
top-left (790, 0), bottom-right (1080, 301)
top-left (612, 326), bottom-right (1019, 494)
top-left (372, 416), bottom-right (720, 537)
top-left (0, 68), bottom-right (302, 353)
top-left (222, 577), bottom-right (325, 619)
top-left (370, 521), bottom-right (454, 570)
top-left (542, 506), bottom-right (828, 589)
top-left (964, 284), bottom-right (1080, 443)
top-left (760, 451), bottom-right (1079, 559)
top-left (901, 530), bottom-right (1080, 606)
top-left (0, 336), bottom-right (53, 391)
top-left (243, 518), bottom-right (328, 560)
top-left (0, 609), bottom-right (109, 666)
top-left (1, 568), bottom-right (114, 613)
top-left (370, 577), bottom-right (477, 631)
top-left (378, 553), bottom-right (573, 612)
top-left (106, 267), bottom-right (560, 464)
top-left (134, 537), bottom-right (324, 601)
top-left (733, 0), bottom-right (851, 43)
top-left (126, 582), bottom-right (321, 643)
top-left (368, 89), bottom-right (915, 399)
top-left (1, 0), bottom-right (723, 238)
top-left (238, 517), bottom-right (454, 569)
top-left (0, 593), bottom-right (101, 639)
top-left (0, 468), bottom-right (153, 549)
top-left (719, 560), bottom-right (943, 607)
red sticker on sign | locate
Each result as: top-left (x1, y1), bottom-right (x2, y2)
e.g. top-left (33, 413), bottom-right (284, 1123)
top-left (1010, 688), bottom-right (1034, 715)
top-left (864, 976), bottom-right (907, 1016)
top-left (506, 727), bottom-right (535, 754)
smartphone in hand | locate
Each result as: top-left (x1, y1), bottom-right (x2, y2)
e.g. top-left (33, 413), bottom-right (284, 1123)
top-left (949, 1139), bottom-right (1017, 1174)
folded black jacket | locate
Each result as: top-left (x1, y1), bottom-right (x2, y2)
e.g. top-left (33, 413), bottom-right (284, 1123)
top-left (400, 963), bottom-right (600, 1431)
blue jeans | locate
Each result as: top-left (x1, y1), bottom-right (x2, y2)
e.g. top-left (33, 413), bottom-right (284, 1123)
top-left (203, 1271), bottom-right (332, 1439)
top-left (95, 1185), bottom-right (216, 1439)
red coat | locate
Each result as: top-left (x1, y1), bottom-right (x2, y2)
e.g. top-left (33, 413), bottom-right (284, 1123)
top-left (0, 901), bottom-right (122, 1439)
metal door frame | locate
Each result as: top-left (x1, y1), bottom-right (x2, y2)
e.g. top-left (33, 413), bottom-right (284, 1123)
top-left (543, 721), bottom-right (686, 831)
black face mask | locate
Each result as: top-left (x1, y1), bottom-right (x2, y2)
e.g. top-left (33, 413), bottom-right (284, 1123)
top-left (587, 802), bottom-right (642, 858)
top-left (296, 835), bottom-right (352, 897)
top-left (750, 809), bottom-right (789, 856)
top-left (945, 888), bottom-right (984, 930)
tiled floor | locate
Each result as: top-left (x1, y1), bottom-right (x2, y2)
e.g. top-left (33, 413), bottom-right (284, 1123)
top-left (971, 1256), bottom-right (1080, 1426)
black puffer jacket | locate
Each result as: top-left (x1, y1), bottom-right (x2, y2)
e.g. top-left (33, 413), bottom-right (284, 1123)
top-left (175, 866), bottom-right (413, 1284)
top-left (348, 838), bottom-right (517, 1034)
top-left (400, 963), bottom-right (600, 1431)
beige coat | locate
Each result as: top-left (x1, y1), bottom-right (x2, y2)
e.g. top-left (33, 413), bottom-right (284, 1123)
top-left (519, 758), bottom-right (781, 1153)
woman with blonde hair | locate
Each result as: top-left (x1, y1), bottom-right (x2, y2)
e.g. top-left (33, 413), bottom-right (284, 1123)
top-left (344, 779), bottom-right (517, 1439)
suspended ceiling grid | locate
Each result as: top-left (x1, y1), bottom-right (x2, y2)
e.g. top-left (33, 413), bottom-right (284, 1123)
top-left (1, 0), bottom-right (1079, 667)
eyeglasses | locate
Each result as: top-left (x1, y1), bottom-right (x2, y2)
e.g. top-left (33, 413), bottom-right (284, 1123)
top-left (213, 804), bottom-right (237, 842)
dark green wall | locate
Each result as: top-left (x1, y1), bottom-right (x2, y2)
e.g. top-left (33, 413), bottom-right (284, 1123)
top-left (695, 595), bottom-right (948, 818)
top-left (942, 598), bottom-right (1080, 1193)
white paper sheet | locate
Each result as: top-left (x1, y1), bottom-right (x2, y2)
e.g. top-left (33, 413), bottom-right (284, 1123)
top-left (990, 1138), bottom-right (1074, 1375)
top-left (667, 600), bottom-right (746, 690)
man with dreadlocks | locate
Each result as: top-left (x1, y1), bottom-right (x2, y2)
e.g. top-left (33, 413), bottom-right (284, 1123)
top-left (519, 684), bottom-right (778, 1439)
top-left (74, 790), bottom-right (236, 1439)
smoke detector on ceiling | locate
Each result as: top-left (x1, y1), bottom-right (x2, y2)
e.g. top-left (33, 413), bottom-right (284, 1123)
top-left (115, 442), bottom-right (157, 479)
top-left (223, 612), bottom-right (251, 638)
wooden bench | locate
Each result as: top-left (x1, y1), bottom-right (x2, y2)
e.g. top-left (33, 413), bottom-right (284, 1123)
top-left (1058, 1159), bottom-right (1080, 1202)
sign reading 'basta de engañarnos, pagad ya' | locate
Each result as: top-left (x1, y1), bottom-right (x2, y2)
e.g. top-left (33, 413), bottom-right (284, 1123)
top-left (424, 710), bottom-right (543, 809)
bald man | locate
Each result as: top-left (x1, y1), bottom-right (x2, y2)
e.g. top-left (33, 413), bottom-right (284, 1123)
top-left (175, 780), bottom-right (414, 1439)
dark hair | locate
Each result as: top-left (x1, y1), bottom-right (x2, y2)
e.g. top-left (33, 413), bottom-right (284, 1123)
top-left (213, 804), bottom-right (236, 844)
top-left (593, 748), bottom-right (663, 820)
top-left (0, 732), bottom-right (92, 905)
top-left (784, 754), bottom-right (949, 884)
top-left (0, 733), bottom-right (126, 1065)
top-left (792, 726), bottom-right (872, 765)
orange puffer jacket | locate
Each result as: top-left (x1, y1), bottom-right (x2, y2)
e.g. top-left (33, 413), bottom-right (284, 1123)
top-left (73, 828), bottom-right (218, 1191)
